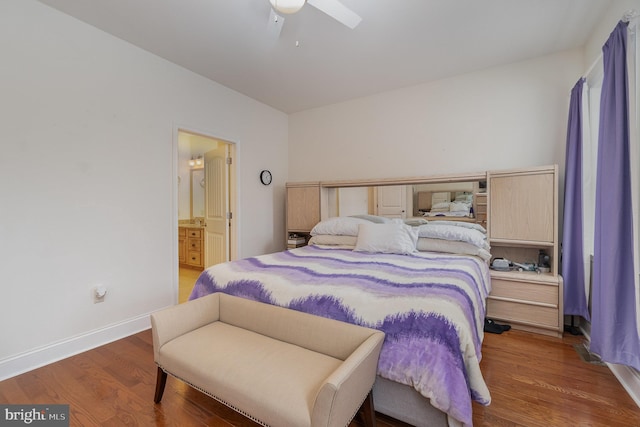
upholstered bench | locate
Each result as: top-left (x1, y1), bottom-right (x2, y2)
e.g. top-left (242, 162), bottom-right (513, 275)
top-left (151, 292), bottom-right (385, 427)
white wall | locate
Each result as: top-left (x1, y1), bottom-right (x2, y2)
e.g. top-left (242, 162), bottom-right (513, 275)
top-left (0, 0), bottom-right (288, 379)
top-left (288, 49), bottom-right (584, 182)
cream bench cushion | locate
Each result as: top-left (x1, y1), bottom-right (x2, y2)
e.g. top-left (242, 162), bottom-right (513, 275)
top-left (151, 292), bottom-right (385, 427)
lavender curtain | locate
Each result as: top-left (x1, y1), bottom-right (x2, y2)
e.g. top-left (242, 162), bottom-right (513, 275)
top-left (591, 21), bottom-right (640, 370)
top-left (562, 78), bottom-right (590, 320)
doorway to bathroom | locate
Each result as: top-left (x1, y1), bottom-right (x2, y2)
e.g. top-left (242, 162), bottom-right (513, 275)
top-left (177, 130), bottom-right (236, 302)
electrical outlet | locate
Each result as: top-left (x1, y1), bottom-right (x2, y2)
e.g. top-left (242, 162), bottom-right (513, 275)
top-left (93, 285), bottom-right (107, 303)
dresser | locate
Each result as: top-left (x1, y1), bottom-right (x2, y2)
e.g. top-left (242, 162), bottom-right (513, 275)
top-left (179, 226), bottom-right (205, 270)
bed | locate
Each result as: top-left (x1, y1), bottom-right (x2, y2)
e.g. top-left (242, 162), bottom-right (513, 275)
top-left (189, 216), bottom-right (492, 427)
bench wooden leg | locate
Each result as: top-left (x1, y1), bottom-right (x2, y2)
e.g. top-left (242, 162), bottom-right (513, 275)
top-left (359, 391), bottom-right (376, 427)
top-left (154, 367), bottom-right (168, 403)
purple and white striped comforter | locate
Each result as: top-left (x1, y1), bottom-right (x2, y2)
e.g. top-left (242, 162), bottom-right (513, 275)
top-left (189, 245), bottom-right (492, 426)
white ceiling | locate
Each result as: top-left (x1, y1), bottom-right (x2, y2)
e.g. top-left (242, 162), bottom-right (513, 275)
top-left (37, 0), bottom-right (612, 113)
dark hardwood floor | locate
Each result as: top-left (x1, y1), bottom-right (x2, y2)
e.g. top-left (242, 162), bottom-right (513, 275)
top-left (0, 328), bottom-right (638, 426)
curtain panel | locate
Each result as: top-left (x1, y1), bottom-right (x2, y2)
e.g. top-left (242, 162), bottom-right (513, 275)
top-left (591, 20), bottom-right (640, 371)
top-left (562, 78), bottom-right (590, 320)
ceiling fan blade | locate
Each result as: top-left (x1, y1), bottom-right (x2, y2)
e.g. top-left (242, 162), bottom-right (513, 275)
top-left (307, 0), bottom-right (362, 29)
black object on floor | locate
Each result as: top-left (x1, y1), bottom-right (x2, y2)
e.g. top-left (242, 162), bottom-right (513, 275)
top-left (484, 318), bottom-right (511, 334)
top-left (564, 315), bottom-right (583, 335)
top-left (564, 325), bottom-right (582, 335)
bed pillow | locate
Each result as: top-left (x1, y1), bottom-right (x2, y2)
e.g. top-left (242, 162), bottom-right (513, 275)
top-left (449, 202), bottom-right (471, 213)
top-left (354, 223), bottom-right (418, 255)
top-left (417, 237), bottom-right (491, 261)
top-left (417, 223), bottom-right (489, 249)
top-left (427, 220), bottom-right (487, 234)
top-left (454, 194), bottom-right (473, 203)
top-left (308, 234), bottom-right (357, 248)
top-left (404, 218), bottom-right (429, 227)
top-left (349, 214), bottom-right (390, 224)
top-left (310, 216), bottom-right (373, 236)
top-left (431, 201), bottom-right (451, 210)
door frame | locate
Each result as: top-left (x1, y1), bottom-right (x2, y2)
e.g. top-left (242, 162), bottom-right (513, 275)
top-left (172, 125), bottom-right (238, 303)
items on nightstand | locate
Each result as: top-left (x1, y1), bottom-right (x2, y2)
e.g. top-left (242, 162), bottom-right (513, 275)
top-left (538, 250), bottom-right (551, 273)
top-left (287, 233), bottom-right (307, 248)
top-left (491, 258), bottom-right (542, 273)
top-left (491, 258), bottom-right (510, 271)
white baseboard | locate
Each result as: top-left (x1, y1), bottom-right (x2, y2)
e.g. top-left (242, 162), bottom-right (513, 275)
top-left (608, 362), bottom-right (640, 408)
top-left (0, 314), bottom-right (152, 382)
top-left (578, 322), bottom-right (640, 408)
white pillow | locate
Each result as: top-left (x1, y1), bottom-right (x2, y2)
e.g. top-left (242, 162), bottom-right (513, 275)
top-left (354, 223), bottom-right (418, 255)
top-left (308, 234), bottom-right (357, 248)
top-left (449, 202), bottom-right (471, 213)
top-left (431, 201), bottom-right (451, 210)
top-left (310, 216), bottom-right (372, 236)
top-left (416, 237), bottom-right (491, 261)
top-left (417, 223), bottom-right (489, 249)
top-left (427, 220), bottom-right (486, 234)
top-left (404, 218), bottom-right (429, 227)
top-left (455, 194), bottom-right (473, 203)
top-left (348, 214), bottom-right (390, 224)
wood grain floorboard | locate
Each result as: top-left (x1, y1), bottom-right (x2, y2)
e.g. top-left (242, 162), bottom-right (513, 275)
top-left (473, 330), bottom-right (640, 427)
top-left (0, 328), bottom-right (638, 426)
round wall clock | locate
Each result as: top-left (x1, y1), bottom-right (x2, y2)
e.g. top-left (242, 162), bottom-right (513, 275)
top-left (260, 170), bottom-right (272, 185)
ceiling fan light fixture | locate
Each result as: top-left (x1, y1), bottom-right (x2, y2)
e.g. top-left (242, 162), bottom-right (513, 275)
top-left (270, 0), bottom-right (306, 14)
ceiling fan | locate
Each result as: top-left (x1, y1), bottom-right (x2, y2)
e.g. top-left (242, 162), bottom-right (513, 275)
top-left (269, 0), bottom-right (362, 30)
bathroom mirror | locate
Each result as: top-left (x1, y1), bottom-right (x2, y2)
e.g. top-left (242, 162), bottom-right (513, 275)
top-left (191, 169), bottom-right (205, 218)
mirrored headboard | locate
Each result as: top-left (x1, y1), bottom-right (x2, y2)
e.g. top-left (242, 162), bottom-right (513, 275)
top-left (319, 172), bottom-right (487, 220)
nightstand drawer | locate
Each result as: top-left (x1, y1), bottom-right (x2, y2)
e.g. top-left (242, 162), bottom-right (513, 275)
top-left (490, 278), bottom-right (558, 306)
top-left (487, 299), bottom-right (559, 328)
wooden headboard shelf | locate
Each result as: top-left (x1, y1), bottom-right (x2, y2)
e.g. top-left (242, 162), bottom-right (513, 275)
top-left (319, 171), bottom-right (486, 188)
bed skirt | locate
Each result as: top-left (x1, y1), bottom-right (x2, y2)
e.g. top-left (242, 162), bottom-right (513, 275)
top-left (373, 376), bottom-right (456, 427)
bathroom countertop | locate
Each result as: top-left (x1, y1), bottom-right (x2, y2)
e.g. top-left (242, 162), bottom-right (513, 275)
top-left (179, 223), bottom-right (205, 229)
